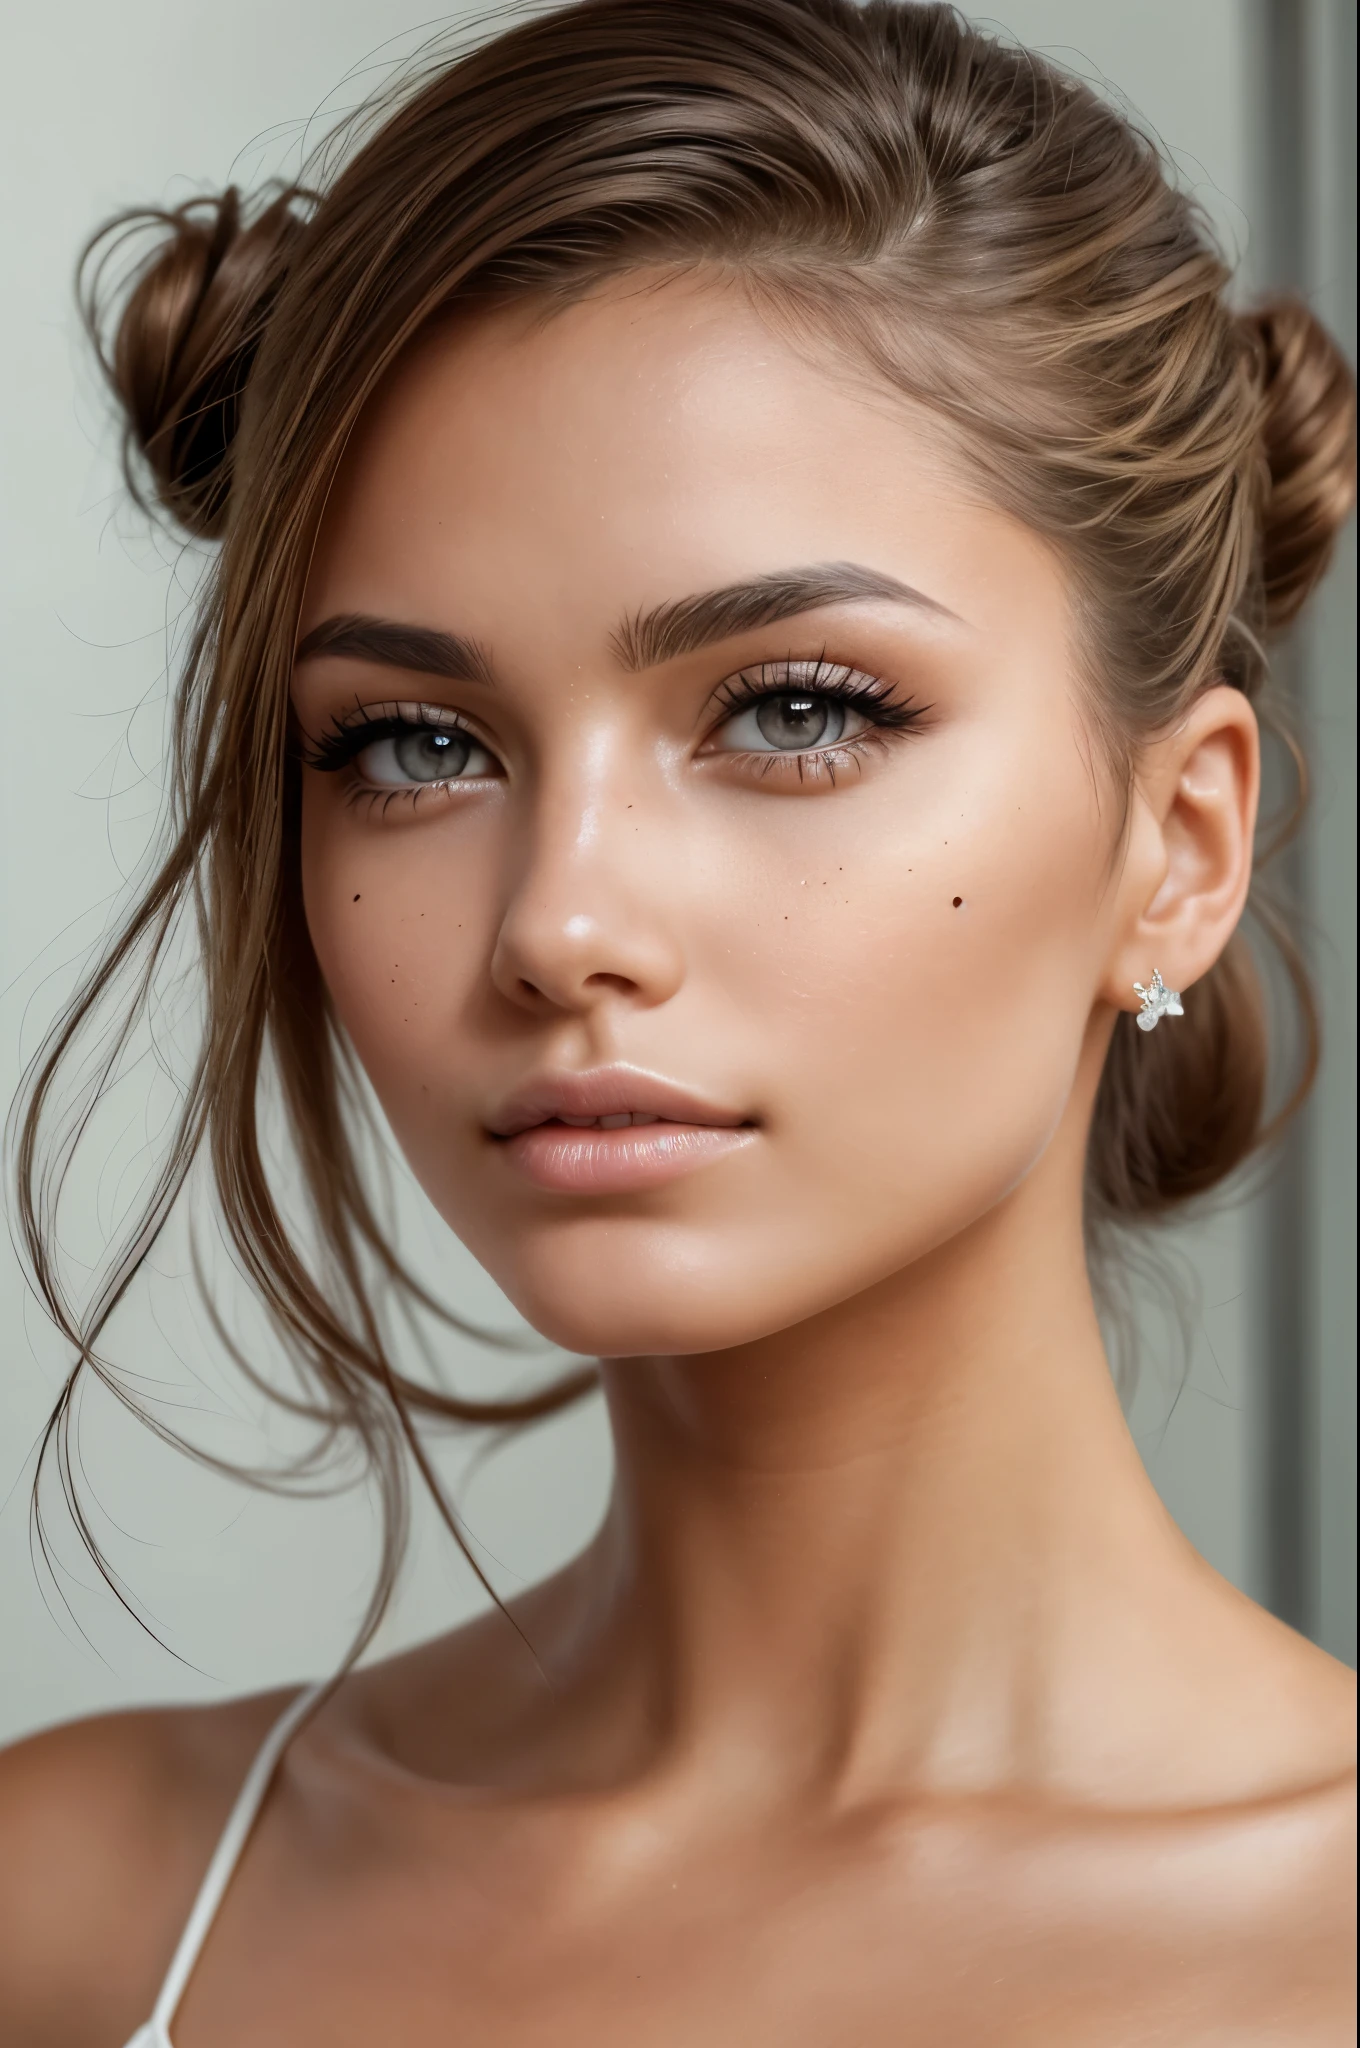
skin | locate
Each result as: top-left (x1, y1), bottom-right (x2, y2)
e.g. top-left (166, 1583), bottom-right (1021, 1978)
top-left (0, 273), bottom-right (1353, 2047)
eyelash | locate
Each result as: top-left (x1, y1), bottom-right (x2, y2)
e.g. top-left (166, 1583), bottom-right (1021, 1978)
top-left (299, 702), bottom-right (473, 776)
top-left (299, 658), bottom-right (929, 801)
top-left (713, 655), bottom-right (921, 727)
top-left (710, 656), bottom-right (927, 781)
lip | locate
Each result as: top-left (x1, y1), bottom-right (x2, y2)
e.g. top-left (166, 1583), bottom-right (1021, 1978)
top-left (487, 1067), bottom-right (749, 1140)
top-left (486, 1066), bottom-right (756, 1195)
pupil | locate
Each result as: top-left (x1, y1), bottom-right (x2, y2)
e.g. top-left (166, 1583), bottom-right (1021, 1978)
top-left (756, 694), bottom-right (835, 750)
top-left (395, 728), bottom-right (470, 780)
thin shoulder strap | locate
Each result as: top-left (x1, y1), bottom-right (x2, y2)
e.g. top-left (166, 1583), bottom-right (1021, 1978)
top-left (148, 1681), bottom-right (326, 2038)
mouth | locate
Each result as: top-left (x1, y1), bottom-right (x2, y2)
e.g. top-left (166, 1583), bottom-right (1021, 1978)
top-left (486, 1068), bottom-right (757, 1195)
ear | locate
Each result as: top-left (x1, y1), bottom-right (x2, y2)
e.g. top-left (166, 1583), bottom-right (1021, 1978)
top-left (1103, 684), bottom-right (1260, 1013)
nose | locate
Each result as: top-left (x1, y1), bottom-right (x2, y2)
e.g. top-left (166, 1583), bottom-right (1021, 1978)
top-left (489, 770), bottom-right (686, 1019)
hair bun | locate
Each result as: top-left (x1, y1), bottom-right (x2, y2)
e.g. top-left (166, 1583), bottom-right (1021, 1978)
top-left (80, 185), bottom-right (311, 540)
top-left (1244, 297), bottom-right (1357, 632)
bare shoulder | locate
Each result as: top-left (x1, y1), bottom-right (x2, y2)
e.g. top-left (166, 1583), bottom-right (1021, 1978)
top-left (1201, 1572), bottom-right (1357, 1794)
top-left (0, 1687), bottom-right (297, 2048)
top-left (1219, 1754), bottom-right (1356, 2042)
top-left (1176, 1614), bottom-right (1356, 2033)
top-left (1220, 1601), bottom-right (1356, 1913)
top-left (1269, 1614), bottom-right (1358, 1759)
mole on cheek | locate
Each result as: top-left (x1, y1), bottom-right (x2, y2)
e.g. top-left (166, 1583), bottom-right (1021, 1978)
top-left (952, 896), bottom-right (964, 908)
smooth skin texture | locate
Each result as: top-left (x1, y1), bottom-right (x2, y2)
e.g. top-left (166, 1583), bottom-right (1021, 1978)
top-left (1, 275), bottom-right (1353, 2047)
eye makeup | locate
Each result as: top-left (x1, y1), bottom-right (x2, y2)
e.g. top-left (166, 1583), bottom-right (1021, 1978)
top-left (299, 699), bottom-right (491, 777)
top-left (296, 655), bottom-right (931, 803)
top-left (704, 656), bottom-right (927, 741)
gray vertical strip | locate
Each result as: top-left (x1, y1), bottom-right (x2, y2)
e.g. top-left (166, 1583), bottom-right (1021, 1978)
top-left (1254, 0), bottom-right (1313, 1635)
top-left (1252, 0), bottom-right (1358, 1654)
top-left (1306, 0), bottom-right (1358, 1667)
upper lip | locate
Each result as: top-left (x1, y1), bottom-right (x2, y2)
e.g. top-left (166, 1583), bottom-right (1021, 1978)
top-left (486, 1066), bottom-right (751, 1139)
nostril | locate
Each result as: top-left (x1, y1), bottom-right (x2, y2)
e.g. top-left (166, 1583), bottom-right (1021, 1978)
top-left (583, 971), bottom-right (643, 995)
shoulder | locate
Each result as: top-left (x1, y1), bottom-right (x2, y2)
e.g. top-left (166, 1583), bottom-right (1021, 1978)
top-left (1182, 1578), bottom-right (1357, 1811)
top-left (0, 1688), bottom-right (297, 2048)
top-left (1188, 1604), bottom-right (1356, 1991)
top-left (1140, 1620), bottom-right (1356, 2036)
top-left (1204, 1763), bottom-right (1356, 2041)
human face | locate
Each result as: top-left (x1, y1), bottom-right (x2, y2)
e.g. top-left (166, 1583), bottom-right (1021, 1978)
top-left (294, 275), bottom-right (1123, 1358)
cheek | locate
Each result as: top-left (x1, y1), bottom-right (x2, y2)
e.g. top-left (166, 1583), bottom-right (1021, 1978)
top-left (728, 738), bottom-right (1109, 1246)
top-left (299, 790), bottom-right (498, 1120)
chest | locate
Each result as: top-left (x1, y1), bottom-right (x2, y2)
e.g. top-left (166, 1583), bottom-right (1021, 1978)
top-left (168, 1827), bottom-right (1339, 2048)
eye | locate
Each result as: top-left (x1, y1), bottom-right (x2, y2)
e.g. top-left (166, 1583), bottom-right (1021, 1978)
top-left (355, 725), bottom-right (496, 786)
top-left (712, 692), bottom-right (870, 754)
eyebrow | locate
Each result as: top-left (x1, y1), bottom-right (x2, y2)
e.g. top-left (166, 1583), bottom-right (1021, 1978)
top-left (612, 560), bottom-right (961, 671)
top-left (294, 613), bottom-right (495, 688)
top-left (293, 560), bottom-right (960, 691)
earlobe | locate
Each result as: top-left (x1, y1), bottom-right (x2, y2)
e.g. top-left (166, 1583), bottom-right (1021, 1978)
top-left (1107, 686), bottom-right (1260, 1015)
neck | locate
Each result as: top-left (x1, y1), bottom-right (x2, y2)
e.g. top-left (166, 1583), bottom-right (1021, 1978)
top-left (542, 1114), bottom-right (1196, 1805)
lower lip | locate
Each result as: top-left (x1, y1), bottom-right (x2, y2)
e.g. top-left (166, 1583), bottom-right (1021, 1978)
top-left (498, 1121), bottom-right (755, 1194)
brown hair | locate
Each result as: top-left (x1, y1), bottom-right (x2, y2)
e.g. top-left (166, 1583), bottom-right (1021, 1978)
top-left (13, 0), bottom-right (1355, 1651)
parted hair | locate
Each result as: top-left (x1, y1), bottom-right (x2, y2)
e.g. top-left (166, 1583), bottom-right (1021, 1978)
top-left (14, 0), bottom-right (1356, 1646)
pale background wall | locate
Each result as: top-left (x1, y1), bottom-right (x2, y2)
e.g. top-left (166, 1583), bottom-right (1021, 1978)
top-left (1, 0), bottom-right (1354, 1745)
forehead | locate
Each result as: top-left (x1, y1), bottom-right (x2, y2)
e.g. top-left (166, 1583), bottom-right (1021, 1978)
top-left (300, 273), bottom-right (1063, 660)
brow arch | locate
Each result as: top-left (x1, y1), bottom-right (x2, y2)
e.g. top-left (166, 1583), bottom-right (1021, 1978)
top-left (613, 560), bottom-right (960, 671)
top-left (295, 614), bottom-right (495, 687)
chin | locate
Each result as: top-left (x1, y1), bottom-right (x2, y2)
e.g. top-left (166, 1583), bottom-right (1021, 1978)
top-left (460, 1207), bottom-right (921, 1360)
top-left (460, 1222), bottom-right (830, 1360)
top-left (497, 1270), bottom-right (787, 1361)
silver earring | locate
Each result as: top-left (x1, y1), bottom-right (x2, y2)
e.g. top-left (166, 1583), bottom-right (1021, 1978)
top-left (1133, 970), bottom-right (1183, 1032)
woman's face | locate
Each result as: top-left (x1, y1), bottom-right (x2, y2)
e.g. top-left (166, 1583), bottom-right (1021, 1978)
top-left (294, 276), bottom-right (1127, 1357)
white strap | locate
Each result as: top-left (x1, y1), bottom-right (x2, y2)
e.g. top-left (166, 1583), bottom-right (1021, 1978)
top-left (149, 1682), bottom-right (325, 2033)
